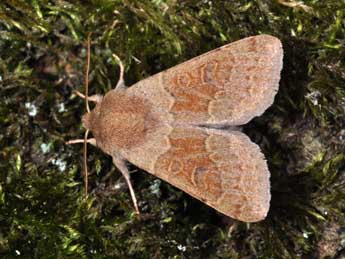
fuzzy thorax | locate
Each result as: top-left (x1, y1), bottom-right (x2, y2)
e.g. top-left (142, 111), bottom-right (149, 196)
top-left (81, 90), bottom-right (158, 154)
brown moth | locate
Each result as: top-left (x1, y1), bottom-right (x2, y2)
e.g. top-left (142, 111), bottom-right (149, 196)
top-left (70, 34), bottom-right (283, 222)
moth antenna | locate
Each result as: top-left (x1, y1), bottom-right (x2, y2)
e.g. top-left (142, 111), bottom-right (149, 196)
top-left (112, 53), bottom-right (125, 89)
top-left (85, 32), bottom-right (92, 113)
top-left (83, 129), bottom-right (89, 197)
top-left (83, 32), bottom-right (92, 197)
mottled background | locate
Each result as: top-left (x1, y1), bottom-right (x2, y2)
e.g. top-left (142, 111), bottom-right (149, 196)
top-left (0, 1), bottom-right (344, 258)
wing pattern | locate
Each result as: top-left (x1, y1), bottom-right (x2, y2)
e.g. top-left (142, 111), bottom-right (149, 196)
top-left (154, 127), bottom-right (270, 222)
top-left (119, 35), bottom-right (282, 222)
top-left (160, 34), bottom-right (283, 125)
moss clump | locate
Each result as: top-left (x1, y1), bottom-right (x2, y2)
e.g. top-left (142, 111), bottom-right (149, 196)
top-left (0, 1), bottom-right (344, 258)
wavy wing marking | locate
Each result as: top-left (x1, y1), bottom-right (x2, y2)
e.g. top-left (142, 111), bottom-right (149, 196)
top-left (161, 34), bottom-right (283, 125)
top-left (153, 127), bottom-right (270, 222)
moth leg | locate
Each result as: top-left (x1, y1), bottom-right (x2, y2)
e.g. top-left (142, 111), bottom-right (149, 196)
top-left (74, 90), bottom-right (103, 103)
top-left (112, 54), bottom-right (126, 89)
top-left (112, 155), bottom-right (140, 217)
top-left (66, 138), bottom-right (96, 146)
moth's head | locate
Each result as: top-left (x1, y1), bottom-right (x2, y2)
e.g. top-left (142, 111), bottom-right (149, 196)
top-left (82, 101), bottom-right (102, 133)
top-left (80, 95), bottom-right (107, 152)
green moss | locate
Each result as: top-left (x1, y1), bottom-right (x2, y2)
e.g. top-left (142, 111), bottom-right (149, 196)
top-left (0, 0), bottom-right (344, 258)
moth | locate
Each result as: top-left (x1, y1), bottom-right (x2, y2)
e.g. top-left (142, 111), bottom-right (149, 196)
top-left (68, 34), bottom-right (283, 222)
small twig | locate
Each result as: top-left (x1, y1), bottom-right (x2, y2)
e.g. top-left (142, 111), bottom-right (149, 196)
top-left (277, 0), bottom-right (313, 13)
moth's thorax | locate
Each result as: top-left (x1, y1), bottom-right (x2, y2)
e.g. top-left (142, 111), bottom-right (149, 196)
top-left (82, 89), bottom-right (158, 154)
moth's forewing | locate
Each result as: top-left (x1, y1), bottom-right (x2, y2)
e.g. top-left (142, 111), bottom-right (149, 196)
top-left (154, 127), bottom-right (270, 222)
top-left (127, 34), bottom-right (283, 126)
top-left (112, 35), bottom-right (282, 222)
